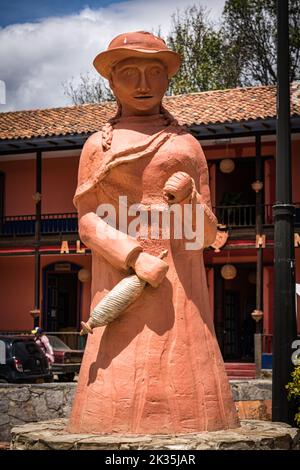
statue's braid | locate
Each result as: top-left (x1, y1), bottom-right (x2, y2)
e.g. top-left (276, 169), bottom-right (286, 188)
top-left (101, 122), bottom-right (114, 151)
top-left (101, 102), bottom-right (122, 151)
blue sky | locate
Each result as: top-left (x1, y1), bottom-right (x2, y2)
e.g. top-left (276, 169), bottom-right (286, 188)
top-left (0, 1), bottom-right (121, 27)
top-left (0, 0), bottom-right (225, 111)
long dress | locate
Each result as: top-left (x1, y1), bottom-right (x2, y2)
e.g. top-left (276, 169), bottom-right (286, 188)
top-left (67, 113), bottom-right (240, 434)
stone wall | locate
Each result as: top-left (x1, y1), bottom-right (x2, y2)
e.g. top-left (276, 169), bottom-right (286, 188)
top-left (0, 383), bottom-right (76, 441)
top-left (11, 419), bottom-right (300, 450)
top-left (0, 380), bottom-right (272, 442)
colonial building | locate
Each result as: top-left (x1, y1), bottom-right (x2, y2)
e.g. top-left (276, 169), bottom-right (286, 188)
top-left (0, 84), bottom-right (300, 373)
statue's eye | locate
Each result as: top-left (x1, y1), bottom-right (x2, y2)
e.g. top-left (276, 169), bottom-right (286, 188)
top-left (121, 68), bottom-right (138, 77)
top-left (149, 67), bottom-right (163, 76)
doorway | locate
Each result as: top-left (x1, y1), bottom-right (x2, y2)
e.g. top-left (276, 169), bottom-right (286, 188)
top-left (216, 158), bottom-right (256, 207)
top-left (43, 262), bottom-right (81, 332)
top-left (214, 263), bottom-right (257, 361)
top-left (216, 158), bottom-right (258, 227)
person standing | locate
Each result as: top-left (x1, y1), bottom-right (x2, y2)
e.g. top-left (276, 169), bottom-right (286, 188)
top-left (31, 327), bottom-right (54, 366)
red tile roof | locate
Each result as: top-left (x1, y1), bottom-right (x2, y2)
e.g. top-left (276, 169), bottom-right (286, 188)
top-left (1, 83), bottom-right (300, 141)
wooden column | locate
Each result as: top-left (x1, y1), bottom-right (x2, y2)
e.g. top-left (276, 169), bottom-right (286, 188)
top-left (33, 150), bottom-right (42, 328)
top-left (254, 134), bottom-right (264, 377)
top-left (255, 135), bottom-right (264, 322)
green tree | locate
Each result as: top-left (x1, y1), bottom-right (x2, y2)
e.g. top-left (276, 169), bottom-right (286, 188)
top-left (167, 5), bottom-right (242, 94)
top-left (62, 1), bottom-right (300, 102)
top-left (286, 365), bottom-right (300, 427)
top-left (167, 1), bottom-right (300, 94)
top-left (222, 0), bottom-right (300, 85)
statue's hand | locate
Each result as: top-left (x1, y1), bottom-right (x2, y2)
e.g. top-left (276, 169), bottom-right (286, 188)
top-left (128, 252), bottom-right (169, 288)
top-left (163, 172), bottom-right (195, 204)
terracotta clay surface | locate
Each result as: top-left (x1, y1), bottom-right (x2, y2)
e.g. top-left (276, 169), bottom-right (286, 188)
top-left (68, 32), bottom-right (239, 434)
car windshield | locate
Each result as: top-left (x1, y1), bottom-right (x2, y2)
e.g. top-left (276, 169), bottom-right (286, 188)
top-left (12, 340), bottom-right (42, 359)
top-left (48, 335), bottom-right (71, 351)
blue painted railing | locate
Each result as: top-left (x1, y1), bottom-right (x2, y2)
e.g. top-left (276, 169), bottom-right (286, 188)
top-left (1, 203), bottom-right (299, 236)
top-left (0, 213), bottom-right (78, 236)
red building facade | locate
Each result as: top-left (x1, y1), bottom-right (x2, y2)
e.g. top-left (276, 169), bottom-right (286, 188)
top-left (0, 84), bottom-right (299, 367)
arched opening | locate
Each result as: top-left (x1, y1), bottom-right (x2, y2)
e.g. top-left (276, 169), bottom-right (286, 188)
top-left (42, 262), bottom-right (82, 335)
top-left (214, 262), bottom-right (257, 362)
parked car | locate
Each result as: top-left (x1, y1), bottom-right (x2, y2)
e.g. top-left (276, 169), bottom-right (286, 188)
top-left (47, 335), bottom-right (84, 382)
top-left (0, 335), bottom-right (53, 383)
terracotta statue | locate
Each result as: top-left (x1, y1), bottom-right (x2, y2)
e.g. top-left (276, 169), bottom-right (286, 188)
top-left (68, 31), bottom-right (239, 434)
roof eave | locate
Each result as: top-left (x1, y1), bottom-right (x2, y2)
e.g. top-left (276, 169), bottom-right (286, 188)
top-left (190, 116), bottom-right (300, 140)
top-left (1, 115), bottom-right (300, 155)
top-left (0, 133), bottom-right (91, 155)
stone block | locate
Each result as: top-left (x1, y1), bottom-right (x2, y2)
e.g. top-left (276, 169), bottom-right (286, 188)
top-left (10, 419), bottom-right (300, 451)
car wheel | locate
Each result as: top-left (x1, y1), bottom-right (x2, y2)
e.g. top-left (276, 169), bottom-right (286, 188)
top-left (58, 373), bottom-right (75, 382)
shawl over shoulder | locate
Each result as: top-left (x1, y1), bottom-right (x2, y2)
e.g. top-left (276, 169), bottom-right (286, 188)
top-left (73, 123), bottom-right (185, 208)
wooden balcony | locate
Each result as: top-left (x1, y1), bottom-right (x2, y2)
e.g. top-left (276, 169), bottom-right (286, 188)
top-left (0, 203), bottom-right (299, 240)
top-left (213, 203), bottom-right (300, 228)
top-left (0, 213), bottom-right (78, 238)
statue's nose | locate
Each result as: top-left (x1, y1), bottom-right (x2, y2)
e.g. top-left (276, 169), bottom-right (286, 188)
top-left (136, 72), bottom-right (150, 93)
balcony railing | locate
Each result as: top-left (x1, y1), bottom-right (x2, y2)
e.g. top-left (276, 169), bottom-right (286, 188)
top-left (214, 204), bottom-right (256, 227)
top-left (214, 203), bottom-right (300, 228)
top-left (0, 213), bottom-right (78, 237)
top-left (0, 203), bottom-right (299, 237)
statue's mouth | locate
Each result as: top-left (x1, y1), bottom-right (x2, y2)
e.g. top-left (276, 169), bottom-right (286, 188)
top-left (134, 96), bottom-right (154, 100)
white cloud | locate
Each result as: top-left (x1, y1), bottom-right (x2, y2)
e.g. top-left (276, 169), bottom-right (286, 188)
top-left (0, 0), bottom-right (225, 111)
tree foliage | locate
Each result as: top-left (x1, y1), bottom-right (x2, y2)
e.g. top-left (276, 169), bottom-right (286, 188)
top-left (167, 5), bottom-right (242, 94)
top-left (286, 365), bottom-right (300, 427)
top-left (63, 1), bottom-right (300, 102)
top-left (167, 0), bottom-right (300, 94)
top-left (63, 72), bottom-right (114, 105)
top-left (222, 0), bottom-right (300, 86)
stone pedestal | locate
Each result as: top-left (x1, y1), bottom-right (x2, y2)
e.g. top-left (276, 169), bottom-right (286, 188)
top-left (11, 419), bottom-right (300, 450)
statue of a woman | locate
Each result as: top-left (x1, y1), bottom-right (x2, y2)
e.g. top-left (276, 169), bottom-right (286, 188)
top-left (68, 31), bottom-right (239, 434)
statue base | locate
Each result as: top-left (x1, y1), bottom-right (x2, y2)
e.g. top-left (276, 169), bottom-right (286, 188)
top-left (11, 418), bottom-right (300, 450)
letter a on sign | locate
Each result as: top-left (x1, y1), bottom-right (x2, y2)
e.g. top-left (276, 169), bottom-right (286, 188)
top-left (60, 241), bottom-right (69, 254)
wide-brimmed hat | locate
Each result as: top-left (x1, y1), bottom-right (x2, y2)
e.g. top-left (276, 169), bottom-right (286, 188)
top-left (93, 31), bottom-right (181, 79)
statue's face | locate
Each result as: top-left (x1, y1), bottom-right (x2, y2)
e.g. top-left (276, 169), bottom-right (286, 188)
top-left (110, 57), bottom-right (169, 115)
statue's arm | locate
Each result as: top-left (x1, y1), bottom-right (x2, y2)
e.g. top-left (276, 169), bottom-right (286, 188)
top-left (74, 134), bottom-right (143, 271)
top-left (75, 134), bottom-right (168, 286)
top-left (78, 195), bottom-right (168, 285)
top-left (77, 192), bottom-right (143, 271)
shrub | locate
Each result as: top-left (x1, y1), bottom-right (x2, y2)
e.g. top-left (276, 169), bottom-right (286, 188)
top-left (286, 365), bottom-right (300, 427)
